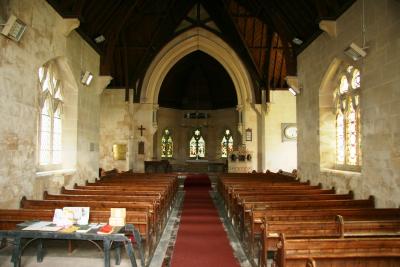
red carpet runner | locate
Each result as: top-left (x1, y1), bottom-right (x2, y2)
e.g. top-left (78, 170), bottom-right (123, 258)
top-left (171, 174), bottom-right (240, 267)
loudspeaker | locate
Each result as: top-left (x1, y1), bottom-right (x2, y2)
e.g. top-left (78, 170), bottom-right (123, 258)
top-left (1, 15), bottom-right (26, 42)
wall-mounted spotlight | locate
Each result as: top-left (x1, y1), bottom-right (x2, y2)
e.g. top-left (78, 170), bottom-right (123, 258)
top-left (344, 42), bottom-right (367, 61)
top-left (288, 87), bottom-right (300, 96)
top-left (94, 35), bottom-right (105, 43)
top-left (292, 37), bottom-right (303, 45)
top-left (286, 76), bottom-right (301, 96)
top-left (0, 14), bottom-right (27, 42)
top-left (81, 71), bottom-right (94, 86)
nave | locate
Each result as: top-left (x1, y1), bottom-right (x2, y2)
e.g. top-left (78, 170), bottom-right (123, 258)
top-left (1, 170), bottom-right (400, 267)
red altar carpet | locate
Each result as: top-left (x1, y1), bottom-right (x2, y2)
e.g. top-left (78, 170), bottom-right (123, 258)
top-left (171, 174), bottom-right (239, 267)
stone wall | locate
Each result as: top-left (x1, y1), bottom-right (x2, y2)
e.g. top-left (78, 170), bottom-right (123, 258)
top-left (297, 0), bottom-right (400, 207)
top-left (99, 89), bottom-right (132, 172)
top-left (99, 89), bottom-right (298, 173)
top-left (265, 91), bottom-right (297, 172)
top-left (156, 107), bottom-right (239, 164)
top-left (0, 0), bottom-right (101, 208)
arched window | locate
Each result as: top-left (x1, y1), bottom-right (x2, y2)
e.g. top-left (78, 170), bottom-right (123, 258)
top-left (189, 128), bottom-right (205, 158)
top-left (161, 129), bottom-right (173, 158)
top-left (334, 66), bottom-right (361, 168)
top-left (221, 129), bottom-right (233, 158)
top-left (38, 63), bottom-right (63, 165)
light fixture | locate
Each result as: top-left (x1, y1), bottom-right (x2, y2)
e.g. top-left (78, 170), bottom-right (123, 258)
top-left (288, 87), bottom-right (300, 96)
top-left (0, 14), bottom-right (27, 42)
top-left (292, 37), bottom-right (303, 45)
top-left (344, 42), bottom-right (367, 61)
top-left (286, 76), bottom-right (301, 96)
top-left (81, 71), bottom-right (93, 86)
top-left (94, 35), bottom-right (105, 43)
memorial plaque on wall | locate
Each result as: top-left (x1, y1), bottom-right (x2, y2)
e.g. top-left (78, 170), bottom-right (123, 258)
top-left (113, 144), bottom-right (127, 160)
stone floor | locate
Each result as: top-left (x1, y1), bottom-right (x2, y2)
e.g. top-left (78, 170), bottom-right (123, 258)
top-left (0, 175), bottom-right (252, 267)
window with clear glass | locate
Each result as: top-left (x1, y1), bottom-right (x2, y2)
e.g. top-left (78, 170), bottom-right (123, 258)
top-left (335, 65), bottom-right (361, 168)
top-left (161, 129), bottom-right (173, 158)
top-left (38, 63), bottom-right (63, 165)
top-left (221, 129), bottom-right (233, 158)
top-left (189, 128), bottom-right (205, 158)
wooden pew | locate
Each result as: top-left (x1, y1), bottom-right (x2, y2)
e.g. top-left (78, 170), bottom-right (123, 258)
top-left (234, 192), bottom-right (353, 229)
top-left (43, 191), bottom-right (162, 221)
top-left (273, 233), bottom-right (400, 267)
top-left (227, 188), bottom-right (336, 219)
top-left (237, 196), bottom-right (374, 240)
top-left (259, 215), bottom-right (400, 266)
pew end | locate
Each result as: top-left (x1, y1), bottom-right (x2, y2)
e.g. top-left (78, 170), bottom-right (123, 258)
top-left (349, 190), bottom-right (354, 199)
top-left (306, 258), bottom-right (316, 267)
top-left (43, 191), bottom-right (49, 199)
top-left (335, 214), bottom-right (345, 238)
top-left (60, 186), bottom-right (66, 193)
top-left (20, 196), bottom-right (27, 208)
top-left (368, 195), bottom-right (376, 207)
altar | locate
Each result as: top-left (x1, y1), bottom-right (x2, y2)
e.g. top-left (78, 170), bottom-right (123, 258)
top-left (185, 159), bottom-right (209, 172)
top-left (183, 159), bottom-right (226, 173)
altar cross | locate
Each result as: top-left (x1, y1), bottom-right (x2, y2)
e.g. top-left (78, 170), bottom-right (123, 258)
top-left (138, 125), bottom-right (146, 136)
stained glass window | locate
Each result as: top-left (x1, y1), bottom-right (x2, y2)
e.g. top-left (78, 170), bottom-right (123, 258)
top-left (221, 129), bottom-right (233, 158)
top-left (189, 128), bottom-right (205, 158)
top-left (161, 129), bottom-right (173, 158)
top-left (335, 65), bottom-right (361, 168)
top-left (38, 63), bottom-right (63, 165)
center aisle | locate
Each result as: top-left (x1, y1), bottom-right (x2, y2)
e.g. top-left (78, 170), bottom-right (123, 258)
top-left (170, 174), bottom-right (240, 267)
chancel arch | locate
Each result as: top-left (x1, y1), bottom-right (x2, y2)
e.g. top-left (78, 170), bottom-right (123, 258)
top-left (140, 27), bottom-right (254, 107)
top-left (137, 27), bottom-right (260, 171)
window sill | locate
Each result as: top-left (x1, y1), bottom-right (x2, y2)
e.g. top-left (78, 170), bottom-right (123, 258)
top-left (320, 167), bottom-right (362, 176)
top-left (36, 168), bottom-right (76, 177)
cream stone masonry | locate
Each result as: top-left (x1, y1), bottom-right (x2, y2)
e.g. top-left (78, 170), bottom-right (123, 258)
top-left (265, 91), bottom-right (297, 172)
top-left (0, 0), bottom-right (101, 208)
top-left (297, 0), bottom-right (400, 207)
top-left (99, 91), bottom-right (297, 173)
top-left (99, 89), bottom-right (133, 172)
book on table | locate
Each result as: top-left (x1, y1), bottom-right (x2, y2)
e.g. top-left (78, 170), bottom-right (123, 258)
top-left (97, 224), bottom-right (114, 235)
top-left (22, 221), bottom-right (63, 232)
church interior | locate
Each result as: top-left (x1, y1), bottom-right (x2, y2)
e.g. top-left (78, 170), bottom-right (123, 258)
top-left (1, 0), bottom-right (400, 266)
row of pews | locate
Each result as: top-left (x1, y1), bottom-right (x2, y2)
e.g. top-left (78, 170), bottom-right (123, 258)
top-left (218, 171), bottom-right (400, 267)
top-left (0, 171), bottom-right (179, 263)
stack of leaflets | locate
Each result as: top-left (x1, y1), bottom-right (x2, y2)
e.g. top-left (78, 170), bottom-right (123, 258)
top-left (53, 207), bottom-right (90, 227)
top-left (22, 221), bottom-right (63, 232)
top-left (109, 208), bottom-right (126, 226)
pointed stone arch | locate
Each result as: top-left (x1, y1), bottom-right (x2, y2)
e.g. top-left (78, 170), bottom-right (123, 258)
top-left (319, 57), bottom-right (343, 169)
top-left (38, 56), bottom-right (79, 170)
top-left (140, 27), bottom-right (255, 106)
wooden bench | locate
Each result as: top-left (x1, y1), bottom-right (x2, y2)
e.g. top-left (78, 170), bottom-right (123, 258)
top-left (259, 215), bottom-right (400, 266)
top-left (236, 196), bottom-right (374, 239)
top-left (273, 233), bottom-right (400, 267)
top-left (234, 192), bottom-right (353, 229)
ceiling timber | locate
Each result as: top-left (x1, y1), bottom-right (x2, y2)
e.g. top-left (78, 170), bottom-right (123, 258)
top-left (46, 0), bottom-right (355, 108)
